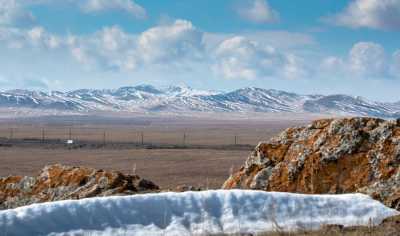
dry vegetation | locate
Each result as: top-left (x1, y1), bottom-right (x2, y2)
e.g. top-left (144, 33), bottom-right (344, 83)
top-left (0, 148), bottom-right (250, 189)
top-left (0, 115), bottom-right (311, 189)
top-left (0, 115), bottom-right (308, 145)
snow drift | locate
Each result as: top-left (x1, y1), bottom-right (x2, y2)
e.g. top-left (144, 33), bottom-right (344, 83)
top-left (0, 190), bottom-right (398, 236)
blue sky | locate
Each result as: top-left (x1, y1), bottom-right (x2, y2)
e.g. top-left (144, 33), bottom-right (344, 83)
top-left (0, 0), bottom-right (400, 102)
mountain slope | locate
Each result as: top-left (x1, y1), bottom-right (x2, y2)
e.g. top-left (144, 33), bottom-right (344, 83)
top-left (0, 85), bottom-right (399, 118)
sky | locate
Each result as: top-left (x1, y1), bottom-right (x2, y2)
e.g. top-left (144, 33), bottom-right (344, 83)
top-left (0, 0), bottom-right (400, 102)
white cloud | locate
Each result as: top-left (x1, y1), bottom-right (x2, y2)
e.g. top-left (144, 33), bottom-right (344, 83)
top-left (67, 25), bottom-right (136, 70)
top-left (281, 54), bottom-right (309, 80)
top-left (349, 42), bottom-right (387, 77)
top-left (0, 26), bottom-right (62, 49)
top-left (326, 0), bottom-right (400, 30)
top-left (63, 20), bottom-right (311, 80)
top-left (4, 20), bottom-right (395, 84)
top-left (137, 20), bottom-right (204, 64)
top-left (0, 0), bottom-right (146, 26)
top-left (204, 31), bottom-right (315, 52)
top-left (321, 56), bottom-right (345, 71)
top-left (212, 36), bottom-right (306, 80)
top-left (67, 20), bottom-right (205, 71)
top-left (391, 50), bottom-right (400, 77)
top-left (80, 0), bottom-right (146, 19)
top-left (27, 26), bottom-right (61, 49)
top-left (1, 20), bottom-right (203, 72)
top-left (318, 42), bottom-right (400, 80)
top-left (237, 0), bottom-right (279, 24)
top-left (0, 0), bottom-right (35, 26)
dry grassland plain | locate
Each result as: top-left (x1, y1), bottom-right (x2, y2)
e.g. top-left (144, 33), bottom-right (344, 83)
top-left (0, 113), bottom-right (321, 189)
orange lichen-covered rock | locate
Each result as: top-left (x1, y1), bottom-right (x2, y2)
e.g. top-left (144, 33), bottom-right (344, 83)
top-left (0, 164), bottom-right (159, 209)
top-left (223, 117), bottom-right (400, 210)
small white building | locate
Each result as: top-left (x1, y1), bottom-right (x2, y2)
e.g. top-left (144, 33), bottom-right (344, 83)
top-left (66, 140), bottom-right (74, 145)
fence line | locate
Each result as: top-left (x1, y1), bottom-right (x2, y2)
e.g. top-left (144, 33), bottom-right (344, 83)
top-left (0, 127), bottom-right (271, 147)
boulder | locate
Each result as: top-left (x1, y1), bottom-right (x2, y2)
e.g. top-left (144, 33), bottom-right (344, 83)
top-left (223, 117), bottom-right (400, 210)
top-left (0, 164), bottom-right (159, 209)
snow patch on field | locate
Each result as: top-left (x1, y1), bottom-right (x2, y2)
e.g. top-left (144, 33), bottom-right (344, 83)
top-left (0, 190), bottom-right (398, 236)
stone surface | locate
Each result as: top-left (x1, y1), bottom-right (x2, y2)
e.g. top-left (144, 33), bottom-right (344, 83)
top-left (223, 117), bottom-right (400, 210)
top-left (175, 185), bottom-right (202, 192)
top-left (0, 164), bottom-right (159, 209)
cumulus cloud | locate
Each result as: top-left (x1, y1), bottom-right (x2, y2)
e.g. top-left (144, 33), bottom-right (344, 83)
top-left (1, 20), bottom-right (204, 72)
top-left (137, 20), bottom-right (204, 64)
top-left (0, 0), bottom-right (146, 26)
top-left (212, 36), bottom-right (306, 80)
top-left (67, 20), bottom-right (204, 71)
top-left (391, 50), bottom-right (400, 77)
top-left (80, 0), bottom-right (146, 19)
top-left (325, 0), bottom-right (400, 30)
top-left (281, 54), bottom-right (309, 80)
top-left (0, 0), bottom-right (35, 26)
top-left (237, 0), bottom-right (279, 24)
top-left (67, 25), bottom-right (136, 70)
top-left (320, 57), bottom-right (345, 72)
top-left (0, 26), bottom-right (62, 49)
top-left (349, 42), bottom-right (387, 76)
top-left (0, 18), bottom-right (312, 81)
top-left (319, 42), bottom-right (400, 80)
top-left (66, 20), bottom-right (311, 80)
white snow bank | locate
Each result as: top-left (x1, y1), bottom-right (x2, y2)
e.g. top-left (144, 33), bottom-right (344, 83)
top-left (0, 190), bottom-right (398, 236)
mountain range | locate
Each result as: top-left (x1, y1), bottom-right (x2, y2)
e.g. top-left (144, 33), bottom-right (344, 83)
top-left (0, 85), bottom-right (399, 118)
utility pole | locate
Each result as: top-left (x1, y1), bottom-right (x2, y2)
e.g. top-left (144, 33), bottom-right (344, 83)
top-left (141, 131), bottom-right (144, 145)
top-left (183, 132), bottom-right (186, 146)
top-left (103, 130), bottom-right (106, 146)
top-left (41, 128), bottom-right (45, 143)
top-left (68, 128), bottom-right (72, 140)
top-left (9, 128), bottom-right (13, 140)
top-left (234, 134), bottom-right (238, 145)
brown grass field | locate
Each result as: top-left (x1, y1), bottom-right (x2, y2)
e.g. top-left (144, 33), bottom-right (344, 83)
top-left (0, 114), bottom-right (318, 189)
top-left (0, 147), bottom-right (250, 189)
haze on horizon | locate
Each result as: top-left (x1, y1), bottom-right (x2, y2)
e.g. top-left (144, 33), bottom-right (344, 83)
top-left (0, 0), bottom-right (400, 102)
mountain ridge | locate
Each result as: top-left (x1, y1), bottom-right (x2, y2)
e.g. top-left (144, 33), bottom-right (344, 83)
top-left (0, 85), bottom-right (399, 118)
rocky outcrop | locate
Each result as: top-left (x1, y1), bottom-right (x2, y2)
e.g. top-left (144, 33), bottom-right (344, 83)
top-left (223, 117), bottom-right (400, 210)
top-left (0, 164), bottom-right (159, 209)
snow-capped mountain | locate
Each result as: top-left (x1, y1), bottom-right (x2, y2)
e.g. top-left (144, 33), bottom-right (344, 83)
top-left (0, 85), bottom-right (399, 118)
